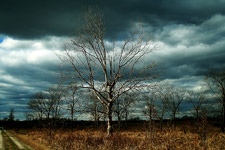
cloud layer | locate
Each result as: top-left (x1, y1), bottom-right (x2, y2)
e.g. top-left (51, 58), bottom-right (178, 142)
top-left (0, 0), bottom-right (225, 119)
top-left (0, 36), bottom-right (65, 119)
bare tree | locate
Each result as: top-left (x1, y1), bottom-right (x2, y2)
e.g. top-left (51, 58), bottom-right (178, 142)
top-left (206, 70), bottom-right (225, 132)
top-left (157, 84), bottom-right (172, 130)
top-left (114, 93), bottom-right (136, 129)
top-left (28, 85), bottom-right (65, 120)
top-left (85, 92), bottom-right (107, 127)
top-left (28, 91), bottom-right (46, 120)
top-left (89, 98), bottom-right (102, 127)
top-left (187, 90), bottom-right (206, 121)
top-left (60, 7), bottom-right (158, 136)
top-left (46, 85), bottom-right (65, 119)
top-left (166, 86), bottom-right (186, 129)
top-left (65, 82), bottom-right (81, 121)
top-left (142, 90), bottom-right (157, 129)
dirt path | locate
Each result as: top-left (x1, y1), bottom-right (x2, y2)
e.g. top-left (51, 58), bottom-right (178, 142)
top-left (4, 130), bottom-right (26, 149)
top-left (0, 130), bottom-right (3, 150)
top-left (0, 129), bottom-right (29, 150)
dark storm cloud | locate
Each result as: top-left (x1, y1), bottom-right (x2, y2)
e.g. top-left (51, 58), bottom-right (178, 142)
top-left (0, 0), bottom-right (91, 39)
top-left (1, 0), bottom-right (225, 39)
top-left (144, 12), bottom-right (225, 81)
top-left (155, 41), bottom-right (225, 80)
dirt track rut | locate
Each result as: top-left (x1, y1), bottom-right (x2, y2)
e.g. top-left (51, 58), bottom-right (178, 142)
top-left (0, 129), bottom-right (28, 150)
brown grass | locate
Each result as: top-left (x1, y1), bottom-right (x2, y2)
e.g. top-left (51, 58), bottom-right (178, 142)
top-left (10, 124), bottom-right (225, 150)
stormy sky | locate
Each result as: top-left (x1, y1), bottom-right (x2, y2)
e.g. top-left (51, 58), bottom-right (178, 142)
top-left (0, 0), bottom-right (225, 120)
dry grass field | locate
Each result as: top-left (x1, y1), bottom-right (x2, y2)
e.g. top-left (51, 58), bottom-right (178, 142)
top-left (9, 122), bottom-right (225, 150)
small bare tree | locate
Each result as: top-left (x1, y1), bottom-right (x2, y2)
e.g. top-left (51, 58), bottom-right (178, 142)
top-left (85, 92), bottom-right (107, 127)
top-left (157, 84), bottom-right (172, 130)
top-left (142, 90), bottom-right (157, 129)
top-left (47, 85), bottom-right (65, 119)
top-left (28, 85), bottom-right (65, 121)
top-left (187, 90), bottom-right (206, 121)
top-left (206, 70), bottom-right (225, 132)
top-left (60, 7), bottom-right (158, 136)
top-left (114, 93), bottom-right (136, 129)
top-left (65, 82), bottom-right (81, 121)
top-left (28, 91), bottom-right (46, 120)
top-left (166, 86), bottom-right (186, 129)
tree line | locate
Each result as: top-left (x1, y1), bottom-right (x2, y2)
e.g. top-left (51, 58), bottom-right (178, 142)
top-left (26, 74), bottom-right (224, 132)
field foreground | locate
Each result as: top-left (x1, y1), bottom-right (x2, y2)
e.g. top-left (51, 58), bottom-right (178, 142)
top-left (9, 123), bottom-right (225, 150)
